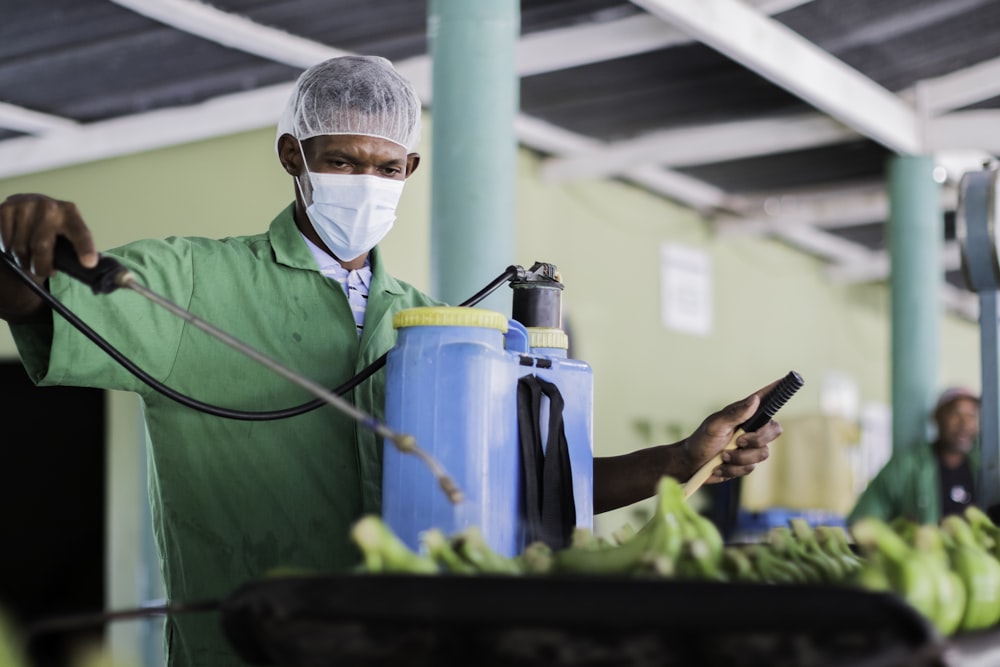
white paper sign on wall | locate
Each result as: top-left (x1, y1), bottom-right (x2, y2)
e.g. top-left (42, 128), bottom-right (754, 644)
top-left (660, 242), bottom-right (713, 336)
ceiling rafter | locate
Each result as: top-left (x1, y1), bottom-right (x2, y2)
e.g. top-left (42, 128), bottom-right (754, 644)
top-left (0, 102), bottom-right (78, 135)
top-left (825, 241), bottom-right (962, 285)
top-left (516, 0), bottom-right (814, 76)
top-left (714, 183), bottom-right (959, 237)
top-left (766, 226), bottom-right (978, 318)
top-left (108, 0), bottom-right (346, 68)
top-left (541, 113), bottom-right (857, 181)
top-left (916, 55), bottom-right (1000, 116)
top-left (0, 85), bottom-right (293, 180)
top-left (516, 115), bottom-right (731, 211)
top-left (628, 0), bottom-right (923, 154)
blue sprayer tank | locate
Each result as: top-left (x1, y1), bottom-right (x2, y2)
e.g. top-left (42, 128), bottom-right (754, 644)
top-left (382, 305), bottom-right (594, 557)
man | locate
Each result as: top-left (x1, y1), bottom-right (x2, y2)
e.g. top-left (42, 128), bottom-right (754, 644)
top-left (848, 387), bottom-right (981, 525)
top-left (0, 56), bottom-right (782, 667)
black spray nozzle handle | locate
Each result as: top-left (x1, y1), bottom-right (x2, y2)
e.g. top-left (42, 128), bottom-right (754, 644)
top-left (53, 236), bottom-right (129, 295)
top-left (739, 370), bottom-right (805, 433)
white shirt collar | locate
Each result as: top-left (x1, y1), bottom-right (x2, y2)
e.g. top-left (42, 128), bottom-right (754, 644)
top-left (301, 233), bottom-right (372, 288)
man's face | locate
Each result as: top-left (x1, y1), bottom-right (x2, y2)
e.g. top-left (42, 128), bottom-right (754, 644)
top-left (288, 134), bottom-right (419, 185)
top-left (936, 397), bottom-right (980, 454)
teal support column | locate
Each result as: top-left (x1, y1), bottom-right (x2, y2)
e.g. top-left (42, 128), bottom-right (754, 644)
top-left (428, 0), bottom-right (519, 312)
top-left (888, 155), bottom-right (943, 453)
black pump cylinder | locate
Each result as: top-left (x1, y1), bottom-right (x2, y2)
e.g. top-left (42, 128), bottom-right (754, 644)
top-left (511, 262), bottom-right (564, 329)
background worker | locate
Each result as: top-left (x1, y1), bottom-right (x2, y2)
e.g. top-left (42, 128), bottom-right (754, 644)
top-left (0, 55), bottom-right (783, 667)
top-left (848, 387), bottom-right (980, 525)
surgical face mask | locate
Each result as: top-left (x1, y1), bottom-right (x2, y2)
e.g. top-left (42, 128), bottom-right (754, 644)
top-left (298, 168), bottom-right (405, 262)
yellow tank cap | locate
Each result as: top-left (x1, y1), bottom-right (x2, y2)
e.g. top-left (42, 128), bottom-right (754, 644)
top-left (393, 306), bottom-right (509, 332)
top-left (527, 327), bottom-right (569, 350)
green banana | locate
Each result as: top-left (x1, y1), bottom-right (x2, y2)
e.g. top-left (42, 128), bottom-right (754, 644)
top-left (912, 524), bottom-right (966, 636)
top-left (789, 519), bottom-right (847, 583)
top-left (350, 515), bottom-right (439, 574)
top-left (675, 495), bottom-right (724, 565)
top-left (815, 525), bottom-right (863, 576)
top-left (964, 505), bottom-right (1000, 558)
top-left (941, 515), bottom-right (1000, 632)
top-left (516, 541), bottom-right (555, 575)
top-left (553, 476), bottom-right (686, 575)
top-left (421, 528), bottom-right (477, 575)
top-left (612, 523), bottom-right (637, 546)
top-left (767, 527), bottom-right (827, 583)
top-left (450, 526), bottom-right (523, 575)
top-left (0, 612), bottom-right (27, 667)
top-left (675, 539), bottom-right (725, 581)
top-left (744, 543), bottom-right (806, 584)
top-left (851, 551), bottom-right (892, 593)
top-left (720, 546), bottom-right (762, 583)
top-left (850, 518), bottom-right (939, 626)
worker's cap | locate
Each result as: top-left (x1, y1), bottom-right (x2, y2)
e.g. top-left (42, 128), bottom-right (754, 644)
top-left (934, 386), bottom-right (980, 416)
top-left (276, 55), bottom-right (422, 153)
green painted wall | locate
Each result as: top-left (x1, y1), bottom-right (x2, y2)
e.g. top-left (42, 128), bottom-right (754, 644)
top-left (0, 121), bottom-right (982, 641)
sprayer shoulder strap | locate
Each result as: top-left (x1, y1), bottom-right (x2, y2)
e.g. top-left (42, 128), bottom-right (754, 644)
top-left (517, 374), bottom-right (576, 550)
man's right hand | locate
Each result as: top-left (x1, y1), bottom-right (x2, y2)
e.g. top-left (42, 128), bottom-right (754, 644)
top-left (0, 193), bottom-right (98, 323)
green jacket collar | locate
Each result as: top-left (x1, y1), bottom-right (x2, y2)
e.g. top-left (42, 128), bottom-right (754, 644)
top-left (268, 203), bottom-right (404, 296)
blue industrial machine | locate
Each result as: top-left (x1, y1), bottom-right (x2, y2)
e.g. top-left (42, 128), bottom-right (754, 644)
top-left (382, 263), bottom-right (594, 556)
top-left (957, 164), bottom-right (1000, 511)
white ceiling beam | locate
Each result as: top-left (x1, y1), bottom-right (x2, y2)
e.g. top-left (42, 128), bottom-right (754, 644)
top-left (715, 184), bottom-right (890, 236)
top-left (108, 0), bottom-right (346, 68)
top-left (516, 115), bottom-right (731, 211)
top-left (515, 0), bottom-right (815, 76)
top-left (0, 101), bottom-right (78, 135)
top-left (928, 111), bottom-right (1000, 154)
top-left (771, 224), bottom-right (878, 265)
top-left (0, 84), bottom-right (293, 180)
top-left (542, 113), bottom-right (856, 182)
top-left (629, 0), bottom-right (923, 154)
top-left (715, 182), bottom-right (958, 236)
top-left (516, 14), bottom-right (688, 76)
top-left (826, 241), bottom-right (962, 284)
top-left (917, 55), bottom-right (1000, 116)
top-left (751, 0), bottom-right (816, 13)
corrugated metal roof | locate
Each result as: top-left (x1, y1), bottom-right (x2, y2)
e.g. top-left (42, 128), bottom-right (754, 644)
top-left (0, 0), bottom-right (996, 317)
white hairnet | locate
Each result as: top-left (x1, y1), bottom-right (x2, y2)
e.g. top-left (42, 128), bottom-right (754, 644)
top-left (276, 55), bottom-right (422, 152)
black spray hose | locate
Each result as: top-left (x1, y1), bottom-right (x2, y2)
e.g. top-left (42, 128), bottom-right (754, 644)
top-left (0, 245), bottom-right (522, 421)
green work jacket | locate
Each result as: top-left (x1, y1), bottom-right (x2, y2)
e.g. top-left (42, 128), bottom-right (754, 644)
top-left (847, 441), bottom-right (981, 526)
top-left (11, 204), bottom-right (440, 667)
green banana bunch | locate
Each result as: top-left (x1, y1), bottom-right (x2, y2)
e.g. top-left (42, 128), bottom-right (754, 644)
top-left (0, 612), bottom-right (27, 667)
top-left (570, 526), bottom-right (602, 550)
top-left (720, 546), bottom-right (763, 583)
top-left (766, 526), bottom-right (829, 583)
top-left (814, 525), bottom-right (864, 577)
top-left (674, 493), bottom-right (724, 566)
top-left (448, 526), bottom-right (523, 575)
top-left (421, 528), bottom-right (477, 575)
top-left (912, 524), bottom-right (966, 636)
top-left (850, 518), bottom-right (941, 628)
top-left (611, 522), bottom-right (637, 545)
top-left (940, 515), bottom-right (1000, 632)
top-left (553, 476), bottom-right (686, 575)
top-left (743, 543), bottom-right (808, 584)
top-left (851, 551), bottom-right (892, 593)
top-left (516, 541), bottom-right (555, 575)
top-left (351, 515), bottom-right (439, 574)
top-left (674, 539), bottom-right (725, 581)
top-left (788, 519), bottom-right (849, 584)
top-left (963, 505), bottom-right (1000, 558)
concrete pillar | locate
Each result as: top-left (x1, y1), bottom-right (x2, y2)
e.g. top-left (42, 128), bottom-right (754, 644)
top-left (888, 155), bottom-right (942, 453)
top-left (428, 0), bottom-right (519, 313)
